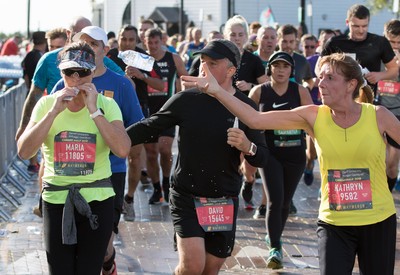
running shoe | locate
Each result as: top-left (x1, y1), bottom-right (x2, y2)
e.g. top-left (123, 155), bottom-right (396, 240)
top-left (241, 181), bottom-right (254, 209)
top-left (267, 247), bottom-right (283, 269)
top-left (27, 164), bottom-right (40, 174)
top-left (253, 204), bottom-right (266, 219)
top-left (265, 234), bottom-right (270, 247)
top-left (244, 201), bottom-right (254, 210)
top-left (123, 199), bottom-right (135, 221)
top-left (149, 188), bottom-right (163, 204)
top-left (289, 200), bottom-right (297, 215)
top-left (303, 169), bottom-right (314, 186)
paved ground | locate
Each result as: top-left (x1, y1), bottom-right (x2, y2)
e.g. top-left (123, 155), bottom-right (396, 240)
top-left (1, 156), bottom-right (400, 274)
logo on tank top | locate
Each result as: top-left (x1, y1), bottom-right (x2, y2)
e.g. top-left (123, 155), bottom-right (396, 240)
top-left (272, 102), bottom-right (288, 109)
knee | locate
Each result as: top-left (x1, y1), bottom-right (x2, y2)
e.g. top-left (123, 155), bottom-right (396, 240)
top-left (176, 260), bottom-right (204, 275)
top-left (159, 145), bottom-right (172, 156)
top-left (146, 151), bottom-right (158, 162)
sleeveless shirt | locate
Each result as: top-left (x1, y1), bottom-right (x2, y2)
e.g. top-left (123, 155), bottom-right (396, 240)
top-left (259, 81), bottom-right (304, 154)
top-left (314, 104), bottom-right (395, 226)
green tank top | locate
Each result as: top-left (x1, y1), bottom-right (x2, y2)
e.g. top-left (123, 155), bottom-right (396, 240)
top-left (314, 103), bottom-right (395, 226)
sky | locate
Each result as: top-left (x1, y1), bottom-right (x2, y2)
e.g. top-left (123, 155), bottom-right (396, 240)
top-left (0, 0), bottom-right (93, 36)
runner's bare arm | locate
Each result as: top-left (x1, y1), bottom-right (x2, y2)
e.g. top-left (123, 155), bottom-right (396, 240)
top-left (15, 85), bottom-right (45, 141)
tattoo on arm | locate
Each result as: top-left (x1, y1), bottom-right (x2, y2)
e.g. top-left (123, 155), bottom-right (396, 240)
top-left (19, 85), bottom-right (44, 127)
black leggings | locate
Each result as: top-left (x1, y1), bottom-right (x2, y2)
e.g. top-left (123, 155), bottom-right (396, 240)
top-left (317, 214), bottom-right (396, 275)
top-left (259, 150), bottom-right (305, 249)
top-left (110, 172), bottom-right (126, 234)
top-left (43, 197), bottom-right (114, 275)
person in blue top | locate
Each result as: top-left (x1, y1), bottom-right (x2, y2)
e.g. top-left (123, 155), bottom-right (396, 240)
top-left (181, 28), bottom-right (205, 71)
top-left (51, 26), bottom-right (143, 275)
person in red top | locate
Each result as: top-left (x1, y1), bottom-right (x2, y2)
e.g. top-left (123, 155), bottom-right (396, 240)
top-left (0, 35), bottom-right (22, 56)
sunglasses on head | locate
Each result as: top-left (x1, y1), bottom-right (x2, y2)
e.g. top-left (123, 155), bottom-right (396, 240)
top-left (62, 68), bottom-right (92, 78)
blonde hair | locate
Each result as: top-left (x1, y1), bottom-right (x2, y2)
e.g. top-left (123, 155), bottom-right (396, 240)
top-left (223, 15), bottom-right (249, 38)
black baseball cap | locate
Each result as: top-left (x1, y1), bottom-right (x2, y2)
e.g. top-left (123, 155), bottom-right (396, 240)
top-left (193, 39), bottom-right (241, 68)
top-left (268, 51), bottom-right (294, 67)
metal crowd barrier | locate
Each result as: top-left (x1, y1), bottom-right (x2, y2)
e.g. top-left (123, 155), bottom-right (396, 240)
top-left (0, 82), bottom-right (29, 221)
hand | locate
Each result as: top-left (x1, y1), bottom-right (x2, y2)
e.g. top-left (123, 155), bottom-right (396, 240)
top-left (236, 80), bottom-right (252, 91)
top-left (180, 62), bottom-right (221, 96)
top-left (227, 127), bottom-right (251, 152)
top-left (49, 87), bottom-right (78, 115)
top-left (76, 83), bottom-right (98, 113)
top-left (364, 72), bottom-right (381, 85)
top-left (125, 66), bottom-right (143, 79)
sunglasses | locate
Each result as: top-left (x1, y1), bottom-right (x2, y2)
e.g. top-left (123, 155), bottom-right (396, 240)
top-left (304, 45), bottom-right (316, 49)
top-left (62, 68), bottom-right (92, 78)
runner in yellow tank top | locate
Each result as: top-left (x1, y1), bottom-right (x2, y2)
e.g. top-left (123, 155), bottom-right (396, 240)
top-left (184, 52), bottom-right (400, 275)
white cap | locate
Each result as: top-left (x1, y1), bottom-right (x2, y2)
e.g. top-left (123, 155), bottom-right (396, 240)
top-left (73, 26), bottom-right (108, 45)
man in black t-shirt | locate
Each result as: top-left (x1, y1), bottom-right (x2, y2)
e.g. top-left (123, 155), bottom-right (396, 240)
top-left (321, 4), bottom-right (398, 94)
top-left (127, 39), bottom-right (268, 275)
top-left (22, 31), bottom-right (48, 91)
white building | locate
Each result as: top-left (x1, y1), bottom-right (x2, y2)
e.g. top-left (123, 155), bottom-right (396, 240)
top-left (93, 0), bottom-right (398, 37)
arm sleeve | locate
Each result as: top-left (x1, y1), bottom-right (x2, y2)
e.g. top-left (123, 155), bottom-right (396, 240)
top-left (118, 77), bottom-right (144, 127)
top-left (381, 37), bottom-right (396, 64)
top-left (104, 56), bottom-right (125, 76)
top-left (126, 94), bottom-right (180, 146)
top-left (32, 53), bottom-right (49, 90)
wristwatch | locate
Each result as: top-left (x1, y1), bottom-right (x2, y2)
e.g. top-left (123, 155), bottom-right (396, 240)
top-left (90, 108), bottom-right (104, 119)
top-left (142, 73), bottom-right (149, 80)
top-left (247, 142), bottom-right (257, 156)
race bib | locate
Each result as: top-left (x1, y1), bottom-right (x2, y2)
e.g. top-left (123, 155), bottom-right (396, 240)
top-left (54, 131), bottom-right (96, 176)
top-left (148, 77), bottom-right (168, 97)
top-left (377, 81), bottom-right (400, 117)
top-left (194, 197), bottom-right (234, 232)
top-left (273, 129), bottom-right (302, 147)
top-left (377, 80), bottom-right (400, 96)
top-left (328, 168), bottom-right (372, 211)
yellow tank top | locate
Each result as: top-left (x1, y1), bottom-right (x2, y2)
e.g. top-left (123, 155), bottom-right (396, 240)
top-left (314, 103), bottom-right (395, 226)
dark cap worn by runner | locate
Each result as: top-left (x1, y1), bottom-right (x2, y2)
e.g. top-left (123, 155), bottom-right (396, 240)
top-left (268, 51), bottom-right (294, 67)
top-left (193, 39), bottom-right (241, 68)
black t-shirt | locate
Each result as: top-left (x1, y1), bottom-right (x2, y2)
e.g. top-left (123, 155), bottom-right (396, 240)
top-left (234, 50), bottom-right (265, 96)
top-left (292, 52), bottom-right (313, 84)
top-left (21, 49), bottom-right (43, 88)
top-left (188, 55), bottom-right (201, 76)
top-left (127, 88), bottom-right (268, 197)
top-left (322, 33), bottom-right (395, 74)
